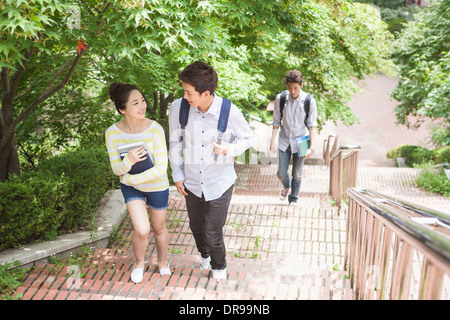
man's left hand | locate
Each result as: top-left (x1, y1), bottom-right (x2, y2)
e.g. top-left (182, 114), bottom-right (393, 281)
top-left (305, 148), bottom-right (313, 158)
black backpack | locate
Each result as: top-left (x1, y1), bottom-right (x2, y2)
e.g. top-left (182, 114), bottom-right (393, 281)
top-left (279, 90), bottom-right (313, 129)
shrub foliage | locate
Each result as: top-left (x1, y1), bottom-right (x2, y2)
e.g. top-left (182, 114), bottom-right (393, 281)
top-left (0, 146), bottom-right (117, 251)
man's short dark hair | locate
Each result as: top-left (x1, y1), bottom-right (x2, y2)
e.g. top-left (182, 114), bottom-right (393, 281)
top-left (285, 70), bottom-right (303, 86)
top-left (178, 61), bottom-right (218, 95)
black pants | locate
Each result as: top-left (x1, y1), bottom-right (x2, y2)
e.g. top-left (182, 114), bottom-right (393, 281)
top-left (185, 185), bottom-right (233, 270)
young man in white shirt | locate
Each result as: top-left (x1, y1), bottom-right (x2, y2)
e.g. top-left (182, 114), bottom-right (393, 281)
top-left (169, 61), bottom-right (254, 280)
top-left (270, 70), bottom-right (318, 205)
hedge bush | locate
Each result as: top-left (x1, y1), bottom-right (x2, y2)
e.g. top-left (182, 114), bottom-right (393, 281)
top-left (387, 145), bottom-right (450, 167)
top-left (415, 163), bottom-right (450, 197)
top-left (432, 147), bottom-right (450, 165)
top-left (386, 145), bottom-right (432, 167)
top-left (0, 146), bottom-right (117, 251)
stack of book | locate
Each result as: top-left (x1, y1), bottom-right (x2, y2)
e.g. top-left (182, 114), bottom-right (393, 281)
top-left (117, 141), bottom-right (153, 174)
top-left (296, 135), bottom-right (311, 157)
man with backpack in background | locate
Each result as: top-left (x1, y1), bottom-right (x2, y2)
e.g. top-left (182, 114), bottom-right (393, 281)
top-left (168, 61), bottom-right (254, 280)
top-left (270, 70), bottom-right (318, 205)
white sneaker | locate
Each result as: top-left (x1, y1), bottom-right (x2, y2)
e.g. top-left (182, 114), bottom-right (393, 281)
top-left (200, 256), bottom-right (211, 270)
top-left (159, 267), bottom-right (171, 276)
top-left (159, 261), bottom-right (171, 275)
top-left (130, 264), bottom-right (144, 284)
top-left (212, 268), bottom-right (227, 280)
top-left (279, 188), bottom-right (289, 201)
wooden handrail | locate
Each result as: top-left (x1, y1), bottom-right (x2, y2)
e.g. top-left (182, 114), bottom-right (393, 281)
top-left (323, 135), bottom-right (338, 166)
top-left (329, 145), bottom-right (360, 206)
top-left (345, 188), bottom-right (450, 300)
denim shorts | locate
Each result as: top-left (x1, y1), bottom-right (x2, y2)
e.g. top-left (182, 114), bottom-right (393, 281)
top-left (120, 183), bottom-right (169, 210)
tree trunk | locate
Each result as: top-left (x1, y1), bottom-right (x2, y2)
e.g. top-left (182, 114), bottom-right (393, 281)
top-left (159, 92), bottom-right (173, 126)
top-left (406, 0), bottom-right (421, 5)
top-left (145, 90), bottom-right (158, 118)
top-left (0, 136), bottom-right (20, 181)
top-left (0, 50), bottom-right (84, 181)
top-left (156, 92), bottom-right (173, 143)
top-left (0, 64), bottom-right (23, 181)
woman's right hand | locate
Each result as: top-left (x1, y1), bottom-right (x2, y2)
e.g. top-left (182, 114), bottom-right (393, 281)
top-left (127, 147), bottom-right (147, 164)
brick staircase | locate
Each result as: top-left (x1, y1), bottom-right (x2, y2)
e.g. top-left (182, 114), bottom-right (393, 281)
top-left (13, 164), bottom-right (356, 300)
top-left (13, 163), bottom-right (449, 300)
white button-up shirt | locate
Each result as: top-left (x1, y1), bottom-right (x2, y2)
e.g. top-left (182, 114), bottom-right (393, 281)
top-left (169, 95), bottom-right (255, 201)
top-left (272, 90), bottom-right (318, 154)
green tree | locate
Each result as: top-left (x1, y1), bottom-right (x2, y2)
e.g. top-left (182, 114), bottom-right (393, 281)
top-left (1, 0), bottom-right (395, 181)
top-left (391, 0), bottom-right (449, 145)
top-left (1, 1), bottom-right (83, 180)
top-left (355, 0), bottom-right (417, 35)
top-left (0, 0), bottom-right (216, 181)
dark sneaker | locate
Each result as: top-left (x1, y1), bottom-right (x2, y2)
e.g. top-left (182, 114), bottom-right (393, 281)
top-left (279, 188), bottom-right (289, 201)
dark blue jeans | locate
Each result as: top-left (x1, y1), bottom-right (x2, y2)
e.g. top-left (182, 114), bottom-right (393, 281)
top-left (277, 145), bottom-right (306, 203)
top-left (184, 185), bottom-right (233, 270)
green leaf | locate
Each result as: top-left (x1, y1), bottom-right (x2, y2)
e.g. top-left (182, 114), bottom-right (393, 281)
top-left (0, 42), bottom-right (16, 56)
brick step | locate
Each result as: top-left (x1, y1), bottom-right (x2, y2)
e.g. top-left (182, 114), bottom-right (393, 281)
top-left (15, 249), bottom-right (352, 300)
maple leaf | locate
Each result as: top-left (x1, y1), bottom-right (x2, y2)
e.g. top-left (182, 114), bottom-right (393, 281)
top-left (77, 39), bottom-right (86, 55)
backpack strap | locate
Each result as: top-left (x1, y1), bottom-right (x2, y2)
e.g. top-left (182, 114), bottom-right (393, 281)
top-left (214, 98), bottom-right (232, 161)
top-left (217, 98), bottom-right (231, 133)
top-left (179, 98), bottom-right (190, 148)
top-left (304, 94), bottom-right (313, 129)
top-left (279, 90), bottom-right (288, 124)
